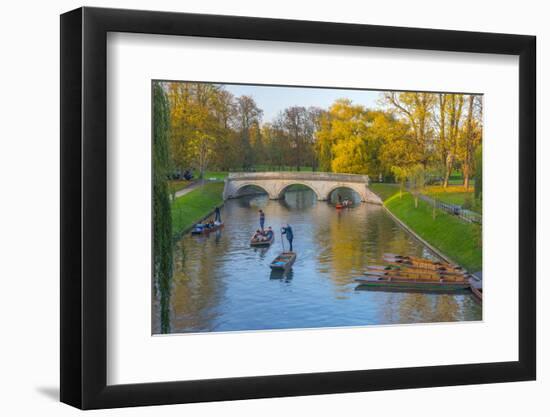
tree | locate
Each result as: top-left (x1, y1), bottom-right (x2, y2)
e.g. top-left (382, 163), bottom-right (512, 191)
top-left (315, 100), bottom-right (381, 175)
top-left (152, 82), bottom-right (173, 333)
top-left (236, 95), bottom-right (263, 169)
top-left (474, 144), bottom-right (483, 201)
top-left (457, 95), bottom-right (482, 189)
top-left (408, 164), bottom-right (427, 208)
top-left (435, 94), bottom-right (464, 188)
top-left (382, 92), bottom-right (436, 168)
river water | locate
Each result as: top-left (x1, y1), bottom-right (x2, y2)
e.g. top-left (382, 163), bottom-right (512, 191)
top-left (153, 189), bottom-right (481, 334)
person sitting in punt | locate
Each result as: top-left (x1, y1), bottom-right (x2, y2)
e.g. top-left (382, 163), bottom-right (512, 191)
top-left (252, 229), bottom-right (263, 241)
top-left (265, 227), bottom-right (274, 240)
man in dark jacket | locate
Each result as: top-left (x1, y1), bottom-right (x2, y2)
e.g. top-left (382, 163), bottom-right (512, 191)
top-left (259, 209), bottom-right (265, 231)
top-left (281, 224), bottom-right (294, 252)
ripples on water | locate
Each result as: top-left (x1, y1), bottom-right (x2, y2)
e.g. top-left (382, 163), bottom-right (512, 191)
top-left (153, 189), bottom-right (481, 334)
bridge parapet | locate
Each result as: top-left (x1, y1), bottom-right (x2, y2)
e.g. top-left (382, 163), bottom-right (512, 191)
top-left (227, 171), bottom-right (370, 184)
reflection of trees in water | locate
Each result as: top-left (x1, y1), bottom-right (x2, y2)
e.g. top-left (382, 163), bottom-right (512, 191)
top-left (169, 233), bottom-right (230, 332)
top-left (385, 293), bottom-right (462, 324)
top-left (314, 204), bottom-right (428, 290)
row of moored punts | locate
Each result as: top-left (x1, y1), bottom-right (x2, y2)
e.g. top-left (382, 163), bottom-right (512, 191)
top-left (356, 253), bottom-right (480, 298)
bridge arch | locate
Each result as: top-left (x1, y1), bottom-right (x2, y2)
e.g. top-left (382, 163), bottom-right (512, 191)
top-left (325, 184), bottom-right (367, 202)
top-left (234, 183), bottom-right (271, 198)
top-left (276, 182), bottom-right (321, 201)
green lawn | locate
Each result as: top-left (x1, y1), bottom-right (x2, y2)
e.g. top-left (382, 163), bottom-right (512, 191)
top-left (203, 171), bottom-right (228, 180)
top-left (171, 182), bottom-right (225, 238)
top-left (370, 185), bottom-right (482, 271)
top-left (369, 183), bottom-right (401, 201)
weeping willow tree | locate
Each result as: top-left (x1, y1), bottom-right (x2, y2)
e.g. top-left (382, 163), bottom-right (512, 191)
top-left (474, 144), bottom-right (482, 202)
top-left (153, 82), bottom-right (173, 333)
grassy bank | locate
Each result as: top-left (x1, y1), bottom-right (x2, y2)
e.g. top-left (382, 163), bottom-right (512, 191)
top-left (369, 183), bottom-right (400, 201)
top-left (171, 182), bottom-right (225, 238)
top-left (203, 171), bottom-right (228, 180)
top-left (370, 184), bottom-right (482, 271)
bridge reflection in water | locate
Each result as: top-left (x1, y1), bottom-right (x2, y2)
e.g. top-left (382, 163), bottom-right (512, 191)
top-left (153, 188), bottom-right (480, 334)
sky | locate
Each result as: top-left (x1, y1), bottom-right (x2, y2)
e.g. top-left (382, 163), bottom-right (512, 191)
top-left (223, 84), bottom-right (381, 123)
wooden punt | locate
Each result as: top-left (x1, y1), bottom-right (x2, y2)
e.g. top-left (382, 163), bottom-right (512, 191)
top-left (365, 269), bottom-right (468, 282)
top-left (367, 264), bottom-right (469, 280)
top-left (191, 222), bottom-right (224, 235)
top-left (355, 275), bottom-right (470, 292)
top-left (383, 254), bottom-right (463, 272)
top-left (335, 200), bottom-right (352, 209)
top-left (270, 252), bottom-right (297, 271)
top-left (250, 232), bottom-right (274, 247)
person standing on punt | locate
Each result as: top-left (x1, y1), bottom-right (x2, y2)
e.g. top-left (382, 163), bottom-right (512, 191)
top-left (259, 209), bottom-right (265, 231)
top-left (281, 224), bottom-right (294, 252)
top-left (214, 206), bottom-right (221, 223)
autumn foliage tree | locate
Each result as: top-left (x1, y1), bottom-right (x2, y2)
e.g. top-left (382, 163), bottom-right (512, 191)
top-left (161, 81), bottom-right (482, 199)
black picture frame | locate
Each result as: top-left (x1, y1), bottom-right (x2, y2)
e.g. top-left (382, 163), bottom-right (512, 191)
top-left (60, 6), bottom-right (536, 410)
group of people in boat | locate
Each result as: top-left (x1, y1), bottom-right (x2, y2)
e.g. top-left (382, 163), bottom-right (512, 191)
top-left (254, 209), bottom-right (294, 251)
top-left (252, 226), bottom-right (274, 243)
top-left (194, 219), bottom-right (222, 232)
top-left (193, 207), bottom-right (294, 251)
top-left (337, 194), bottom-right (352, 208)
top-left (192, 206), bottom-right (223, 234)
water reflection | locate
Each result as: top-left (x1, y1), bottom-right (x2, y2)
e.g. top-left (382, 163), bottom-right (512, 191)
top-left (153, 189), bottom-right (481, 334)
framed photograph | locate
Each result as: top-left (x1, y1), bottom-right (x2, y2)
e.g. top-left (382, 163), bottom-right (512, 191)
top-left (60, 7), bottom-right (536, 409)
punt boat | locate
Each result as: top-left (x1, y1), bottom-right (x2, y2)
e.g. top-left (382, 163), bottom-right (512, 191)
top-left (366, 265), bottom-right (469, 280)
top-left (270, 252), bottom-right (297, 271)
top-left (383, 253), bottom-right (463, 272)
top-left (191, 222), bottom-right (224, 235)
top-left (365, 270), bottom-right (468, 282)
top-left (335, 200), bottom-right (352, 209)
top-left (250, 232), bottom-right (274, 247)
top-left (355, 275), bottom-right (470, 292)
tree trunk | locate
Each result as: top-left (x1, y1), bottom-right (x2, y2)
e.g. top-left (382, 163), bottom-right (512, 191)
top-left (443, 168), bottom-right (450, 188)
top-left (443, 155), bottom-right (453, 188)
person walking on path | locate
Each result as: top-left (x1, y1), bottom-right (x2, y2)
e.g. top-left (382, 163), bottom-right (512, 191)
top-left (281, 224), bottom-right (294, 252)
top-left (214, 206), bottom-right (221, 223)
top-left (259, 209), bottom-right (265, 231)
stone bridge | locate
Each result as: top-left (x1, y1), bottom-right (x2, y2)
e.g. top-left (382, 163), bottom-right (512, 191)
top-left (223, 172), bottom-right (382, 204)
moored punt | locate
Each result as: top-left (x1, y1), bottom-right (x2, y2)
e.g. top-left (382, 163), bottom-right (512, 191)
top-left (191, 222), bottom-right (224, 235)
top-left (365, 269), bottom-right (468, 282)
top-left (250, 232), bottom-right (274, 247)
top-left (270, 251), bottom-right (297, 271)
top-left (366, 265), bottom-right (469, 281)
top-left (355, 275), bottom-right (470, 292)
top-left (383, 253), bottom-right (463, 272)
